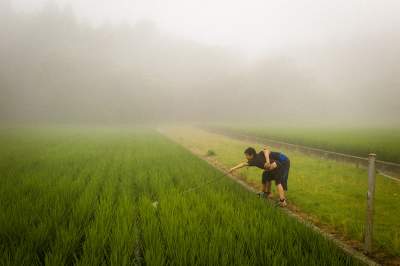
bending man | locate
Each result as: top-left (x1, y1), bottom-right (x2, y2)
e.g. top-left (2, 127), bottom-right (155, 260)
top-left (229, 147), bottom-right (290, 207)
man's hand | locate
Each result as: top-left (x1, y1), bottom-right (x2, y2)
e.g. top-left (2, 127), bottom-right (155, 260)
top-left (265, 161), bottom-right (278, 171)
top-left (229, 162), bottom-right (248, 173)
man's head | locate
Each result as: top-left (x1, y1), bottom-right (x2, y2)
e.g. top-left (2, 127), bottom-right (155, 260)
top-left (244, 147), bottom-right (257, 161)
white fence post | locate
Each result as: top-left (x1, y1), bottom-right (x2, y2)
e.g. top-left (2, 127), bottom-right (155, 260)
top-left (364, 153), bottom-right (376, 254)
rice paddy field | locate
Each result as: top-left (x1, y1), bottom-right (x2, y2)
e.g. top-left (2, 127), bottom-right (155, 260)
top-left (163, 126), bottom-right (400, 259)
top-left (212, 125), bottom-right (400, 163)
top-left (0, 127), bottom-right (361, 265)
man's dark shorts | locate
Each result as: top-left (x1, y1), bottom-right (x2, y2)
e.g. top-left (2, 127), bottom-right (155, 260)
top-left (262, 160), bottom-right (290, 191)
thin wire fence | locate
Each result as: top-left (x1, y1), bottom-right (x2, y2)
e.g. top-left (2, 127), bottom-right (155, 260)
top-left (203, 126), bottom-right (400, 182)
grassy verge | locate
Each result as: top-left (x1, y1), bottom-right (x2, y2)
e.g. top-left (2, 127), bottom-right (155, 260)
top-left (210, 124), bottom-right (400, 163)
top-left (0, 127), bottom-right (359, 265)
top-left (163, 126), bottom-right (400, 258)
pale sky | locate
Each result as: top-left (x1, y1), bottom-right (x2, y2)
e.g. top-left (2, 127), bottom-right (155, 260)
top-left (11, 0), bottom-right (400, 57)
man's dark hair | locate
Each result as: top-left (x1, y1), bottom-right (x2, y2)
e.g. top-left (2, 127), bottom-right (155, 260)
top-left (244, 147), bottom-right (257, 156)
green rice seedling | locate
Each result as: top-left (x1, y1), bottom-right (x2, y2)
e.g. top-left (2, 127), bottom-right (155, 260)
top-left (138, 196), bottom-right (166, 266)
top-left (0, 127), bottom-right (364, 265)
top-left (108, 148), bottom-right (140, 266)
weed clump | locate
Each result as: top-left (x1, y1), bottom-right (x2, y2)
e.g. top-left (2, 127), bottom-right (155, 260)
top-left (206, 149), bottom-right (216, 156)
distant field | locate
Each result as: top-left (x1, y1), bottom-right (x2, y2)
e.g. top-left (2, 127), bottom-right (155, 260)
top-left (0, 127), bottom-right (358, 265)
top-left (164, 126), bottom-right (400, 258)
top-left (212, 125), bottom-right (400, 163)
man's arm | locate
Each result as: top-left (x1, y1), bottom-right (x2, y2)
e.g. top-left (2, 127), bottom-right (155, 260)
top-left (229, 162), bottom-right (248, 173)
top-left (263, 148), bottom-right (278, 171)
top-left (263, 148), bottom-right (271, 168)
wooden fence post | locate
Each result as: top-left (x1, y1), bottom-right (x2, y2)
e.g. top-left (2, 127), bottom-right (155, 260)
top-left (364, 153), bottom-right (376, 254)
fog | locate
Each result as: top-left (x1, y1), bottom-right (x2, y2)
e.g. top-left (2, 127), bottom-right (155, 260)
top-left (1, 0), bottom-right (399, 126)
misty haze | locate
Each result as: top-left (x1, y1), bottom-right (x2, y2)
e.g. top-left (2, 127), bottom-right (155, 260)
top-left (1, 1), bottom-right (400, 265)
top-left (1, 0), bottom-right (399, 125)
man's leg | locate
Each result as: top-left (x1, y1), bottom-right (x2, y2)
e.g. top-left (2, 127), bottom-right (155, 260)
top-left (276, 183), bottom-right (285, 199)
top-left (262, 181), bottom-right (273, 198)
top-left (261, 171), bottom-right (273, 198)
top-left (262, 181), bottom-right (271, 193)
top-left (276, 183), bottom-right (287, 207)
